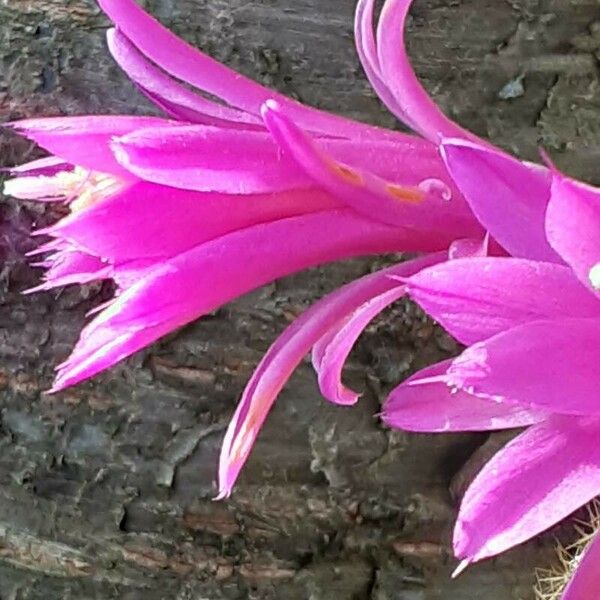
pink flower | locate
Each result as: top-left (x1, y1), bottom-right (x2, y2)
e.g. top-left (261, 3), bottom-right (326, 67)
top-left (4, 0), bottom-right (549, 498)
top-left (215, 0), bottom-right (557, 497)
top-left (384, 160), bottom-right (600, 575)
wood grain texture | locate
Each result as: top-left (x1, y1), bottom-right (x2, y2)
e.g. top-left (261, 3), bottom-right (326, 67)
top-left (0, 1), bottom-right (598, 598)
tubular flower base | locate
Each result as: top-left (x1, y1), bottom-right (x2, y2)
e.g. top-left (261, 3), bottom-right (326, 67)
top-left (5, 0), bottom-right (558, 500)
top-left (384, 157), bottom-right (600, 585)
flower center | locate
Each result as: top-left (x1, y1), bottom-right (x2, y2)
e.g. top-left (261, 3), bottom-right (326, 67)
top-left (4, 166), bottom-right (123, 212)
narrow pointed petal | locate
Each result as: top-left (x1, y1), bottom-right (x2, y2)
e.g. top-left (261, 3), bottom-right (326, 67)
top-left (312, 286), bottom-right (406, 405)
top-left (112, 124), bottom-right (308, 194)
top-left (546, 171), bottom-right (600, 290)
top-left (50, 209), bottom-right (422, 392)
top-left (376, 0), bottom-right (478, 143)
top-left (217, 252), bottom-right (444, 498)
top-left (354, 0), bottom-right (417, 131)
top-left (454, 416), bottom-right (600, 562)
top-left (9, 116), bottom-right (170, 176)
top-left (448, 318), bottom-right (600, 416)
top-left (106, 29), bottom-right (262, 128)
top-left (98, 0), bottom-right (398, 140)
top-left (4, 174), bottom-right (71, 201)
top-left (440, 138), bottom-right (560, 262)
top-left (562, 532), bottom-right (600, 600)
top-left (313, 245), bottom-right (476, 404)
top-left (29, 250), bottom-right (111, 291)
top-left (354, 0), bottom-right (381, 76)
top-left (262, 101), bottom-right (482, 238)
top-left (113, 120), bottom-right (460, 195)
top-left (383, 360), bottom-right (547, 432)
top-left (405, 258), bottom-right (600, 345)
top-left (25, 239), bottom-right (65, 257)
top-left (3, 156), bottom-right (70, 177)
top-left (47, 183), bottom-right (341, 262)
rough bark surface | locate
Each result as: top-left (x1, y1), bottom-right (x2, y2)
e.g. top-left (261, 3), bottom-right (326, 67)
top-left (0, 1), bottom-right (598, 598)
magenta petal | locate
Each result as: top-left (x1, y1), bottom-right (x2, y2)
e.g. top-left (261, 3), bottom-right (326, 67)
top-left (376, 0), bottom-right (478, 143)
top-left (3, 156), bottom-right (70, 177)
top-left (262, 101), bottom-right (482, 238)
top-left (354, 0), bottom-right (416, 131)
top-left (440, 139), bottom-right (560, 262)
top-left (405, 258), bottom-right (600, 345)
top-left (546, 171), bottom-right (600, 291)
top-left (454, 416), bottom-right (600, 562)
top-left (4, 174), bottom-right (71, 202)
top-left (27, 250), bottom-right (111, 292)
top-left (98, 0), bottom-right (397, 140)
top-left (312, 286), bottom-right (407, 405)
top-left (9, 116), bottom-right (171, 177)
top-left (319, 136), bottom-right (465, 191)
top-left (106, 29), bottom-right (262, 128)
top-left (216, 252), bottom-right (445, 498)
top-left (383, 360), bottom-right (546, 432)
top-left (561, 532), bottom-right (600, 600)
top-left (448, 318), bottom-right (600, 416)
top-left (50, 209), bottom-right (421, 392)
top-left (113, 120), bottom-right (458, 196)
top-left (47, 183), bottom-right (341, 263)
top-left (112, 124), bottom-right (309, 193)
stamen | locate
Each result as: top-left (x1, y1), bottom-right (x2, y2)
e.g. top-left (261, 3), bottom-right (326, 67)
top-left (327, 160), bottom-right (364, 185)
top-left (68, 168), bottom-right (124, 212)
top-left (4, 166), bottom-right (123, 212)
top-left (385, 183), bottom-right (425, 203)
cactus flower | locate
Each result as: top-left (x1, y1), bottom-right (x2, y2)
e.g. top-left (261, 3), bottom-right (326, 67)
top-left (385, 164), bottom-right (600, 576)
top-left (3, 0), bottom-right (554, 498)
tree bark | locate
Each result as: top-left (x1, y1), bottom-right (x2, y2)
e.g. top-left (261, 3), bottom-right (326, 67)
top-left (0, 1), bottom-right (598, 598)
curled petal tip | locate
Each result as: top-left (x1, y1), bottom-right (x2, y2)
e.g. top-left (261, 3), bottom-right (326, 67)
top-left (262, 98), bottom-right (281, 114)
top-left (329, 389), bottom-right (361, 406)
top-left (212, 489), bottom-right (231, 502)
top-left (260, 99), bottom-right (284, 126)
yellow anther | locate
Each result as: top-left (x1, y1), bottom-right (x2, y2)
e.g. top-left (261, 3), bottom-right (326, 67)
top-left (324, 157), bottom-right (364, 185)
top-left (226, 388), bottom-right (278, 465)
top-left (385, 183), bottom-right (425, 203)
